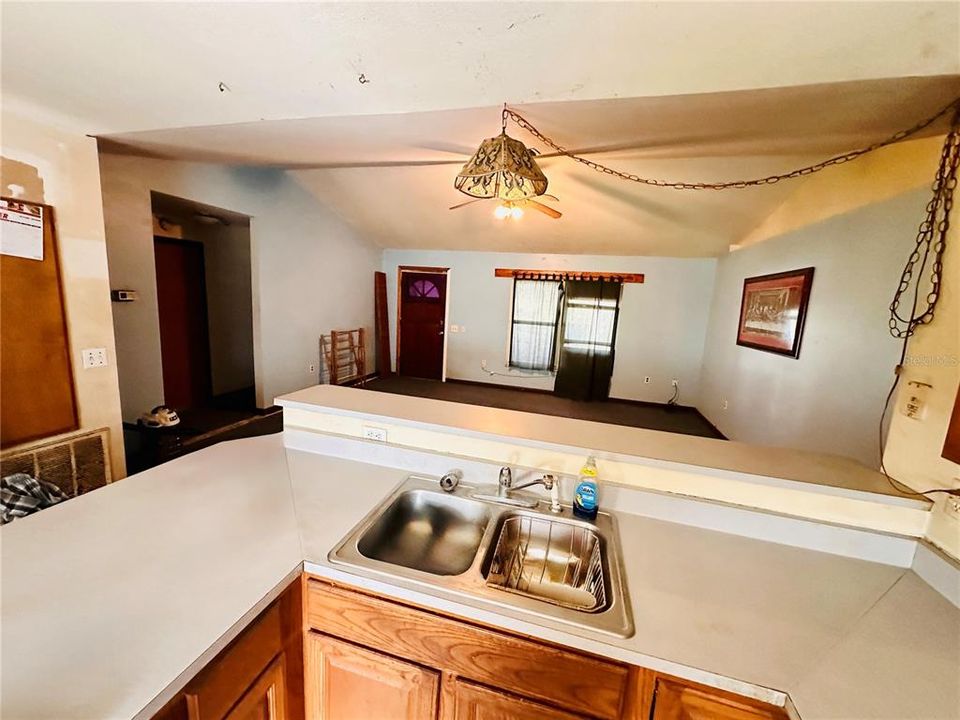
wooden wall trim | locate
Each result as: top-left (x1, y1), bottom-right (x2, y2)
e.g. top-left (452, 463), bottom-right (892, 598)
top-left (494, 268), bottom-right (645, 283)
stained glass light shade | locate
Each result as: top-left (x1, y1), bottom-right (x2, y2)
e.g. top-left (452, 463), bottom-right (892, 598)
top-left (454, 132), bottom-right (548, 201)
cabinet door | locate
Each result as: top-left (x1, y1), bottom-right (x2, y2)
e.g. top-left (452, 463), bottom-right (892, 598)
top-left (442, 676), bottom-right (584, 720)
top-left (306, 632), bottom-right (439, 720)
top-left (224, 654), bottom-right (287, 720)
top-left (651, 679), bottom-right (785, 720)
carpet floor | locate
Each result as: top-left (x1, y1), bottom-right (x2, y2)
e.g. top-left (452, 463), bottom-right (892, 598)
top-left (361, 376), bottom-right (725, 440)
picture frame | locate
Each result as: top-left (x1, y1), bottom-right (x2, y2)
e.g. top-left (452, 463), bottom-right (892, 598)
top-left (736, 267), bottom-right (815, 358)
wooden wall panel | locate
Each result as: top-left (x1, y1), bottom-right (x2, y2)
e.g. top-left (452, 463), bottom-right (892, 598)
top-left (0, 200), bottom-right (78, 446)
top-left (942, 382), bottom-right (960, 464)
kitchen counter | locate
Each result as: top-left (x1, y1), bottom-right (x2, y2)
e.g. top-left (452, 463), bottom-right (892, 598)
top-left (2, 433), bottom-right (958, 720)
top-left (280, 384), bottom-right (914, 499)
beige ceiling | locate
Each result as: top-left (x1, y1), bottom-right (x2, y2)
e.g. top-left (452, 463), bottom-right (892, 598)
top-left (3, 2), bottom-right (959, 134)
top-left (103, 76), bottom-right (960, 257)
top-left (5, 2), bottom-right (958, 257)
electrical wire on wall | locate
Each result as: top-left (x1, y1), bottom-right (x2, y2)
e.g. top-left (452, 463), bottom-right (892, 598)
top-left (878, 104), bottom-right (960, 499)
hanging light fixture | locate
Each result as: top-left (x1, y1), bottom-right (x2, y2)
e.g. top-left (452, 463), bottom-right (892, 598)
top-left (454, 108), bottom-right (548, 201)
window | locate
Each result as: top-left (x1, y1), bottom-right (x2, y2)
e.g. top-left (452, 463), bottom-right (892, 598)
top-left (408, 278), bottom-right (440, 298)
top-left (561, 296), bottom-right (618, 352)
top-left (509, 279), bottom-right (562, 370)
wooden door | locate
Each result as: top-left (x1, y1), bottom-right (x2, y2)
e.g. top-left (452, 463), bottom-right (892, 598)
top-left (651, 678), bottom-right (785, 720)
top-left (305, 632), bottom-right (439, 720)
top-left (223, 654), bottom-right (288, 720)
top-left (154, 238), bottom-right (212, 409)
top-left (441, 677), bottom-right (583, 720)
top-left (397, 269), bottom-right (447, 379)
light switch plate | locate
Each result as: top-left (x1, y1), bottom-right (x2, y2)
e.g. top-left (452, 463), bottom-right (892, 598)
top-left (81, 348), bottom-right (107, 369)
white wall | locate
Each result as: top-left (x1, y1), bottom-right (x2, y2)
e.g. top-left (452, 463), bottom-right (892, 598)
top-left (1, 109), bottom-right (126, 477)
top-left (383, 250), bottom-right (716, 406)
top-left (883, 199), bottom-right (960, 560)
top-left (190, 218), bottom-right (255, 397)
top-left (699, 183), bottom-right (931, 468)
top-left (99, 154), bottom-right (381, 420)
top-left (697, 137), bottom-right (955, 471)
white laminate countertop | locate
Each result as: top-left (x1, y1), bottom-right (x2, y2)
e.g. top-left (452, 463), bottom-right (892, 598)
top-left (2, 433), bottom-right (958, 720)
top-left (278, 384), bottom-right (913, 499)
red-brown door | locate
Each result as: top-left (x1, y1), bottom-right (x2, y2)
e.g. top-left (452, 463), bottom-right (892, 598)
top-left (154, 238), bottom-right (212, 409)
top-left (398, 270), bottom-right (447, 379)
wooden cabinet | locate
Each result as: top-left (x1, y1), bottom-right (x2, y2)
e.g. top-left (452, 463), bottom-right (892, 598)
top-left (441, 676), bottom-right (583, 720)
top-left (158, 575), bottom-right (789, 720)
top-left (225, 654), bottom-right (288, 720)
top-left (153, 581), bottom-right (303, 720)
top-left (650, 678), bottom-right (787, 720)
top-left (305, 579), bottom-right (628, 719)
top-left (306, 633), bottom-right (439, 719)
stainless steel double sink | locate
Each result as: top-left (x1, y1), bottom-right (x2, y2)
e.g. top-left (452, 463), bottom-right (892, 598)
top-left (329, 475), bottom-right (634, 638)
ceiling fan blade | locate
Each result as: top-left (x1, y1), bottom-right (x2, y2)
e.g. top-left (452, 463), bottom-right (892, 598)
top-left (526, 200), bottom-right (562, 219)
top-left (449, 198), bottom-right (485, 210)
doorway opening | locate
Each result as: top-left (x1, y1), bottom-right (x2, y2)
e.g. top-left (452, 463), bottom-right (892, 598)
top-left (121, 193), bottom-right (278, 474)
top-left (396, 266), bottom-right (449, 380)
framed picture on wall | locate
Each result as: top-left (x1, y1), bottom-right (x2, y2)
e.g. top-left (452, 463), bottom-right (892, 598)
top-left (736, 267), bottom-right (814, 358)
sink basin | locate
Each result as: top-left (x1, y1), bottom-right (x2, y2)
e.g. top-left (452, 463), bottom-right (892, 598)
top-left (356, 489), bottom-right (490, 575)
top-left (329, 475), bottom-right (634, 638)
top-left (483, 513), bottom-right (608, 612)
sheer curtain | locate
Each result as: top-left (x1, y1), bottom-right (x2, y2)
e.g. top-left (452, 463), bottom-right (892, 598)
top-left (554, 279), bottom-right (622, 400)
top-left (509, 279), bottom-right (562, 371)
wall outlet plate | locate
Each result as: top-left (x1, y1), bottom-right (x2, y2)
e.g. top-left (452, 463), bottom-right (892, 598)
top-left (362, 425), bottom-right (387, 442)
top-left (671, 379), bottom-right (679, 387)
top-left (644, 376), bottom-right (651, 384)
top-left (945, 494), bottom-right (960, 521)
top-left (81, 348), bottom-right (107, 369)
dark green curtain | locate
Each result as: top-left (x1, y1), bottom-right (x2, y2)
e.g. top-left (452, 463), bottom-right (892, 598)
top-left (554, 279), bottom-right (622, 401)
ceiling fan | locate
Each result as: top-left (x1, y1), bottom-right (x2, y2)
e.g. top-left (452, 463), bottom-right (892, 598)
top-left (448, 194), bottom-right (562, 219)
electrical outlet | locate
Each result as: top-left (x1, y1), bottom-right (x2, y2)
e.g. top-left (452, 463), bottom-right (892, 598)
top-left (722, 399), bottom-right (729, 411)
top-left (644, 376), bottom-right (651, 384)
top-left (671, 379), bottom-right (679, 387)
top-left (945, 494), bottom-right (960, 521)
top-left (481, 359), bottom-right (487, 370)
top-left (81, 348), bottom-right (107, 369)
top-left (362, 425), bottom-right (387, 442)
top-left (308, 363), bottom-right (316, 374)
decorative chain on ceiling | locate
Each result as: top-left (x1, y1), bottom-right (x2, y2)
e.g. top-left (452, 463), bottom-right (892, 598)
top-left (503, 98), bottom-right (960, 190)
top-left (504, 99), bottom-right (960, 342)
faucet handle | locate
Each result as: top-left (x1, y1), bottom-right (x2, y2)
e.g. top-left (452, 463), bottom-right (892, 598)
top-left (498, 466), bottom-right (513, 488)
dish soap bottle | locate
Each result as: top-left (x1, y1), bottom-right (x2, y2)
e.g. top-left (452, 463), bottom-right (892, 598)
top-left (573, 455), bottom-right (600, 520)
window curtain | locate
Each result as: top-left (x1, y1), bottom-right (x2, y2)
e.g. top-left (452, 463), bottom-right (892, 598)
top-left (509, 279), bottom-right (562, 371)
top-left (554, 279), bottom-right (622, 401)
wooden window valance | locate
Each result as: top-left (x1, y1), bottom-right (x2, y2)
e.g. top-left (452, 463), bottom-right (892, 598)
top-left (494, 268), bottom-right (644, 283)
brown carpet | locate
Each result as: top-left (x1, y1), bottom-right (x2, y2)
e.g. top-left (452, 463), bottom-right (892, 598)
top-left (362, 376), bottom-right (725, 440)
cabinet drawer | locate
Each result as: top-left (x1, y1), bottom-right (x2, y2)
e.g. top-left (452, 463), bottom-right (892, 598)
top-left (306, 579), bottom-right (628, 720)
top-left (652, 678), bottom-right (789, 720)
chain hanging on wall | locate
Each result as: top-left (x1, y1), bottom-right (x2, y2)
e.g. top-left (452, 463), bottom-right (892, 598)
top-left (888, 107), bottom-right (960, 339)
